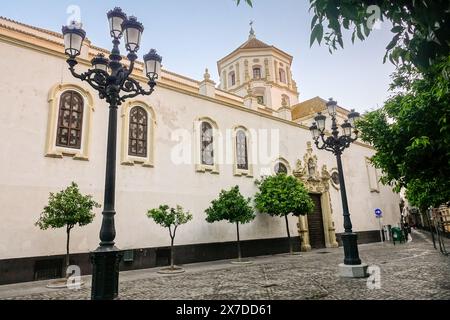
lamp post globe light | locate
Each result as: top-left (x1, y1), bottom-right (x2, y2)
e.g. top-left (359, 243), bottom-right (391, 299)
top-left (309, 99), bottom-right (368, 278)
top-left (62, 7), bottom-right (162, 300)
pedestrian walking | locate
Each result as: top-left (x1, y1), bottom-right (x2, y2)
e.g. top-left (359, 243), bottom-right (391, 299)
top-left (403, 222), bottom-right (412, 242)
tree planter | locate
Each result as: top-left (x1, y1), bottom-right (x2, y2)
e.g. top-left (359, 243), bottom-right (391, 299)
top-left (231, 260), bottom-right (253, 265)
top-left (157, 267), bottom-right (186, 275)
top-left (46, 279), bottom-right (85, 289)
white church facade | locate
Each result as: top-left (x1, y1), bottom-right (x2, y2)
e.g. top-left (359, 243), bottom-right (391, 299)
top-left (0, 17), bottom-right (401, 284)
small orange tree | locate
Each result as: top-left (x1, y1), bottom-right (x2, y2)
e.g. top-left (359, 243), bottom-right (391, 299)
top-left (255, 174), bottom-right (314, 254)
top-left (147, 205), bottom-right (193, 270)
top-left (205, 186), bottom-right (255, 262)
top-left (36, 182), bottom-right (100, 276)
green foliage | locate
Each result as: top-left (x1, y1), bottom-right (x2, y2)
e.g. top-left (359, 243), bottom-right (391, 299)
top-left (205, 186), bottom-right (255, 224)
top-left (235, 0), bottom-right (253, 7)
top-left (147, 205), bottom-right (193, 231)
top-left (36, 182), bottom-right (100, 231)
top-left (405, 179), bottom-right (449, 211)
top-left (358, 56), bottom-right (450, 209)
top-left (254, 174), bottom-right (314, 217)
top-left (308, 0), bottom-right (450, 70)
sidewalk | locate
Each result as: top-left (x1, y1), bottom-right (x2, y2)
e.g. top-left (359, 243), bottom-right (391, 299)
top-left (1, 230), bottom-right (449, 300)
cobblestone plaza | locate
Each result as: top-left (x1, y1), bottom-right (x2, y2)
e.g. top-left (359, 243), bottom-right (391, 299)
top-left (1, 230), bottom-right (449, 300)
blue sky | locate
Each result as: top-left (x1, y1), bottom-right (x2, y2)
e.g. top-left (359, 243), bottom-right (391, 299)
top-left (1, 0), bottom-right (396, 113)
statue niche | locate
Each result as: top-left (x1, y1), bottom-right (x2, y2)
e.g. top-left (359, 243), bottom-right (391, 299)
top-left (308, 159), bottom-right (316, 178)
top-left (294, 142), bottom-right (325, 187)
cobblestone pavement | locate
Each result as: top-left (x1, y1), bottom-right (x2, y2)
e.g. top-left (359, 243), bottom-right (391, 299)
top-left (1, 230), bottom-right (449, 300)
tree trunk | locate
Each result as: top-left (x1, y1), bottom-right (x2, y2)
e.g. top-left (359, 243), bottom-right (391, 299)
top-left (236, 222), bottom-right (242, 262)
top-left (299, 235), bottom-right (303, 253)
top-left (66, 227), bottom-right (71, 278)
top-left (284, 214), bottom-right (293, 255)
top-left (170, 236), bottom-right (175, 270)
top-left (424, 209), bottom-right (437, 249)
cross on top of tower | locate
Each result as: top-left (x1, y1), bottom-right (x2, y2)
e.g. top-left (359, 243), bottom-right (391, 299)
top-left (249, 20), bottom-right (256, 39)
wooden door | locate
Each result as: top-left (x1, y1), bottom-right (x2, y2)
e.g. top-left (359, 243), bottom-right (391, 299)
top-left (308, 194), bottom-right (326, 249)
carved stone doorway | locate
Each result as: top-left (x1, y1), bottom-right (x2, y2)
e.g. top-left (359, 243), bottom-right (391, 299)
top-left (294, 142), bottom-right (339, 251)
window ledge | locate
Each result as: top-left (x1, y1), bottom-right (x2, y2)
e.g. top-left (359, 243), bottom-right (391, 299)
top-left (196, 164), bottom-right (219, 174)
top-left (121, 159), bottom-right (154, 168)
top-left (45, 150), bottom-right (89, 161)
top-left (234, 169), bottom-right (253, 178)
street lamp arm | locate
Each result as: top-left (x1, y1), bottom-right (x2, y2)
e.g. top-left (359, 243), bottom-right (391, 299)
top-left (314, 138), bottom-right (336, 154)
top-left (337, 133), bottom-right (359, 153)
top-left (119, 77), bottom-right (155, 102)
top-left (317, 132), bottom-right (330, 147)
top-left (123, 52), bottom-right (139, 78)
top-left (66, 59), bottom-right (108, 97)
top-left (315, 133), bottom-right (339, 154)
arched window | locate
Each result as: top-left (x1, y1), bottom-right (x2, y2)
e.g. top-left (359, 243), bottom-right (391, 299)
top-left (253, 87), bottom-right (266, 106)
top-left (128, 106), bottom-right (148, 157)
top-left (274, 162), bottom-right (288, 175)
top-left (229, 71), bottom-right (236, 86)
top-left (56, 90), bottom-right (84, 149)
top-left (256, 96), bottom-right (265, 105)
top-left (236, 130), bottom-right (248, 170)
top-left (330, 168), bottom-right (340, 190)
top-left (201, 122), bottom-right (214, 166)
top-left (253, 67), bottom-right (262, 80)
top-left (282, 94), bottom-right (290, 107)
top-left (279, 68), bottom-right (286, 84)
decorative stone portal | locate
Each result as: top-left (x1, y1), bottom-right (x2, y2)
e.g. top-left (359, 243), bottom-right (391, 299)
top-left (294, 142), bottom-right (339, 251)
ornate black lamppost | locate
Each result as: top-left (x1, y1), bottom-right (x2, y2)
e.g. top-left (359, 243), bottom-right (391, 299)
top-left (309, 99), bottom-right (368, 277)
top-left (62, 8), bottom-right (162, 299)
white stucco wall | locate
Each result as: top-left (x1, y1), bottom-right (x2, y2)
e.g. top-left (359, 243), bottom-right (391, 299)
top-left (0, 36), bottom-right (400, 260)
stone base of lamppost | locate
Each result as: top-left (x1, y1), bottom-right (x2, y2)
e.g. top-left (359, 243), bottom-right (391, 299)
top-left (338, 263), bottom-right (369, 278)
top-left (338, 232), bottom-right (369, 278)
top-left (90, 246), bottom-right (123, 300)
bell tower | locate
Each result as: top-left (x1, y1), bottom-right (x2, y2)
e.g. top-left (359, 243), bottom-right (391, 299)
top-left (217, 23), bottom-right (299, 116)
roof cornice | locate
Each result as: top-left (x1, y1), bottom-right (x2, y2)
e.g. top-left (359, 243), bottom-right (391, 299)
top-left (217, 41), bottom-right (293, 67)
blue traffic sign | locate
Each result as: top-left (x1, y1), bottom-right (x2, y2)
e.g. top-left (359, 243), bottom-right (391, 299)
top-left (375, 208), bottom-right (383, 217)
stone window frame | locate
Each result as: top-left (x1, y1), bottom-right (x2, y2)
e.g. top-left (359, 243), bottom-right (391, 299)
top-left (233, 126), bottom-right (253, 178)
top-left (330, 167), bottom-right (340, 190)
top-left (281, 94), bottom-right (291, 107)
top-left (279, 68), bottom-right (287, 84)
top-left (229, 71), bottom-right (236, 87)
top-left (45, 83), bottom-right (94, 161)
top-left (195, 117), bottom-right (220, 174)
top-left (365, 157), bottom-right (380, 193)
top-left (252, 65), bottom-right (263, 80)
top-left (253, 87), bottom-right (266, 106)
top-left (121, 100), bottom-right (156, 167)
top-left (273, 157), bottom-right (291, 175)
